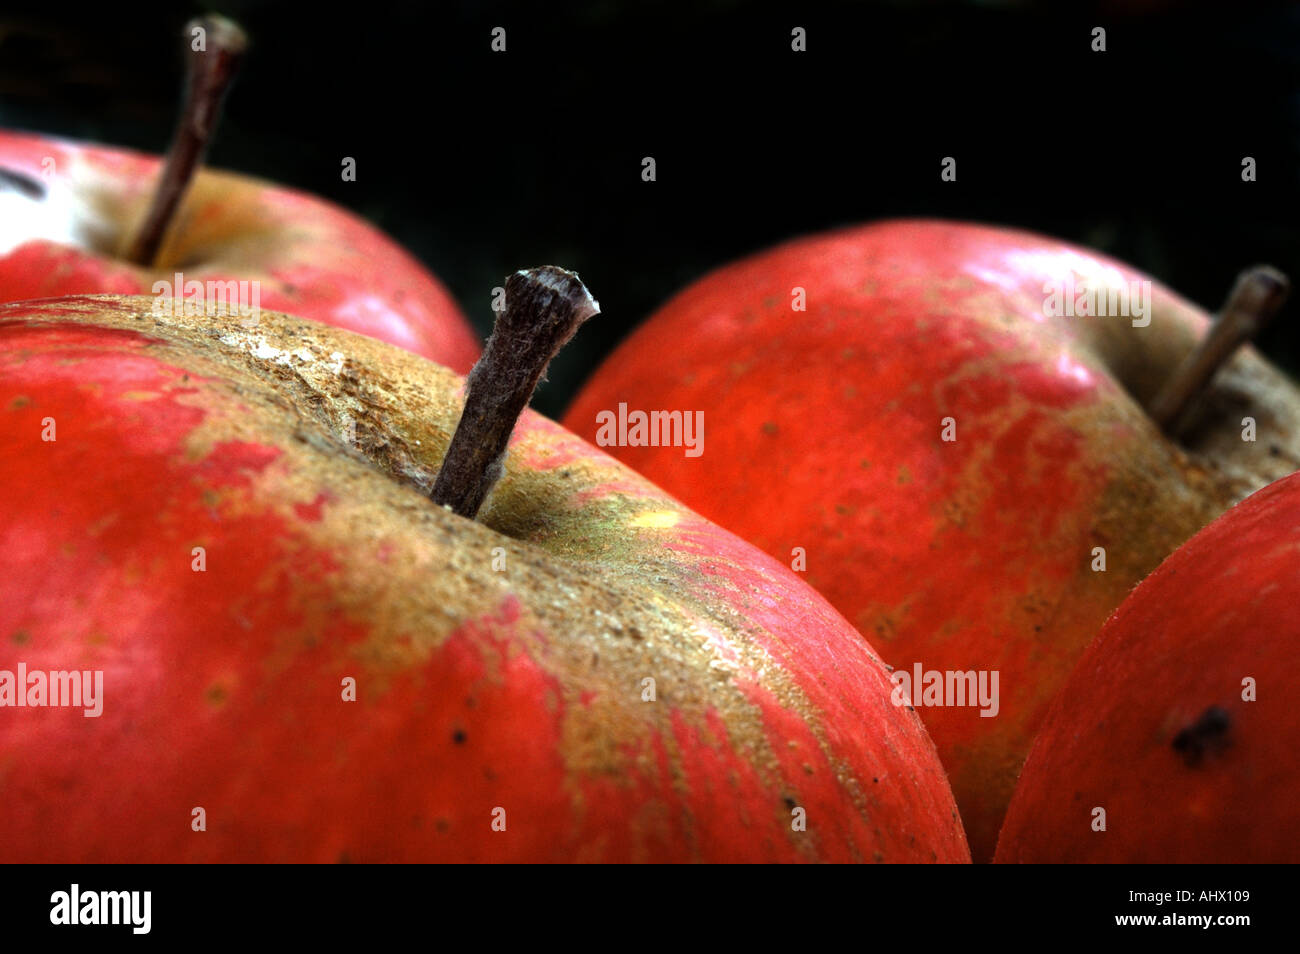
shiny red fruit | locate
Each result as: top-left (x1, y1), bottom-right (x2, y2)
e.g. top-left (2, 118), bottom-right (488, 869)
top-left (0, 128), bottom-right (479, 372)
top-left (996, 471), bottom-right (1300, 863)
top-left (563, 219), bottom-right (1300, 859)
top-left (0, 294), bottom-right (968, 863)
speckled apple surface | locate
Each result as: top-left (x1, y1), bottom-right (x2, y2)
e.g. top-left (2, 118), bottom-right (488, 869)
top-left (0, 294), bottom-right (968, 862)
top-left (0, 128), bottom-right (480, 373)
top-left (562, 220), bottom-right (1300, 860)
top-left (995, 471), bottom-right (1300, 863)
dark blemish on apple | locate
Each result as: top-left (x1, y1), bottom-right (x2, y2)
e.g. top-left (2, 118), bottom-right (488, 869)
top-left (1172, 705), bottom-right (1232, 766)
top-left (452, 729), bottom-right (467, 745)
top-left (873, 777), bottom-right (879, 784)
top-left (11, 629), bottom-right (30, 645)
top-left (761, 421), bottom-right (779, 436)
top-left (205, 683), bottom-right (228, 706)
top-left (436, 818), bottom-right (450, 833)
top-left (337, 851), bottom-right (350, 864)
top-left (282, 282), bottom-right (297, 295)
top-left (1270, 444), bottom-right (1282, 456)
top-left (0, 166), bottom-right (46, 200)
top-left (782, 796), bottom-right (797, 810)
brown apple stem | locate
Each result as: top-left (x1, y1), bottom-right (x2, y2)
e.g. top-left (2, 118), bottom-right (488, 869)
top-left (0, 167), bottom-right (47, 200)
top-left (431, 267), bottom-right (600, 519)
top-left (1148, 266), bottom-right (1291, 433)
top-left (124, 15), bottom-right (248, 267)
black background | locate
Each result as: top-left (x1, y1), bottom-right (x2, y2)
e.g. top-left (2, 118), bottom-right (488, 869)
top-left (3, 862), bottom-right (1278, 940)
top-left (1, 0), bottom-right (1297, 417)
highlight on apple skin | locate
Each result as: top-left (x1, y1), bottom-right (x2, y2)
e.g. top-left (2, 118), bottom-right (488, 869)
top-left (0, 128), bottom-right (481, 373)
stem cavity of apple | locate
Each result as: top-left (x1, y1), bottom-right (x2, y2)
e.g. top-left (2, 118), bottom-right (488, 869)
top-left (431, 267), bottom-right (600, 519)
top-left (124, 15), bottom-right (248, 267)
top-left (1149, 265), bottom-right (1291, 435)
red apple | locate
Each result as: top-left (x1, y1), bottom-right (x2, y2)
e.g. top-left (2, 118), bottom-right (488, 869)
top-left (995, 470), bottom-right (1300, 863)
top-left (0, 129), bottom-right (479, 373)
top-left (562, 219), bottom-right (1300, 859)
top-left (0, 287), bottom-right (968, 862)
top-left (0, 16), bottom-right (479, 373)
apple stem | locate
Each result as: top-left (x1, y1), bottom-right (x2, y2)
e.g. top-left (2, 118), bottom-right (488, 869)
top-left (1148, 266), bottom-right (1291, 434)
top-left (431, 267), bottom-right (600, 519)
top-left (124, 15), bottom-right (248, 267)
top-left (0, 167), bottom-right (47, 200)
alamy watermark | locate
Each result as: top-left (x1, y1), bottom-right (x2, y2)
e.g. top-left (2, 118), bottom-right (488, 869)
top-left (152, 272), bottom-right (261, 325)
top-left (890, 663), bottom-right (999, 718)
top-left (50, 884), bottom-right (150, 934)
top-left (594, 402), bottom-right (703, 457)
top-left (0, 664), bottom-right (103, 717)
top-left (1043, 275), bottom-right (1151, 327)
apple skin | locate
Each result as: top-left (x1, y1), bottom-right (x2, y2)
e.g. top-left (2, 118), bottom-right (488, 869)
top-left (0, 128), bottom-right (480, 373)
top-left (0, 294), bottom-right (968, 863)
top-left (995, 471), bottom-right (1300, 863)
top-left (562, 219), bottom-right (1300, 860)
